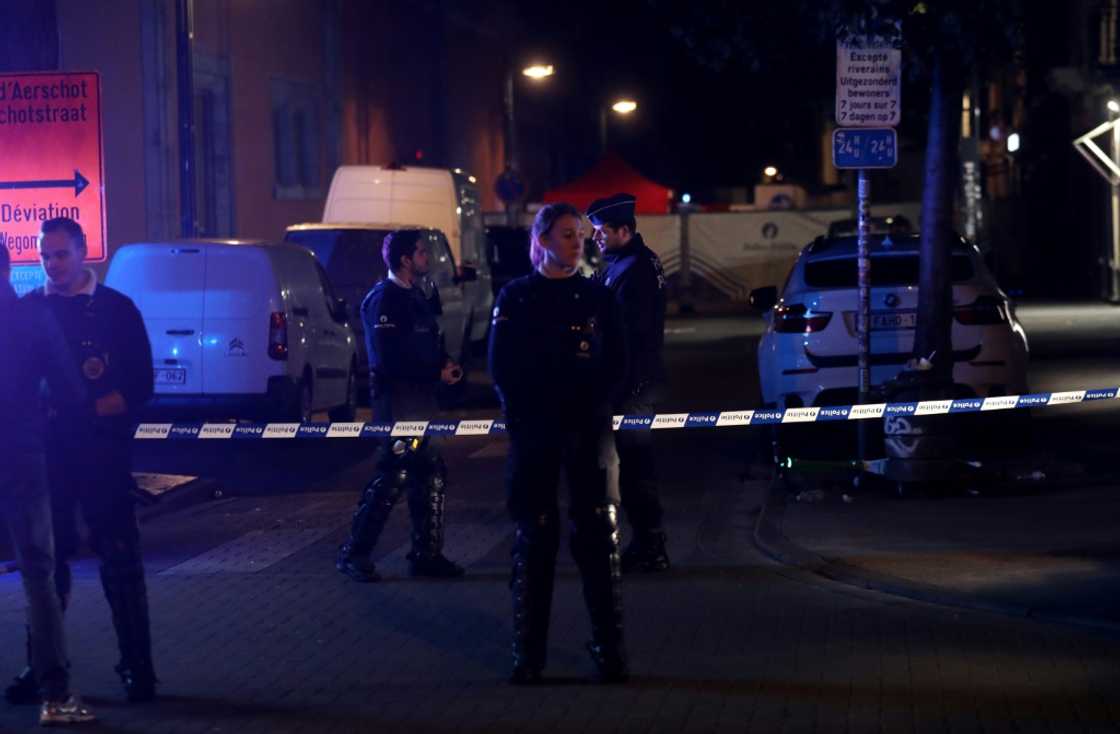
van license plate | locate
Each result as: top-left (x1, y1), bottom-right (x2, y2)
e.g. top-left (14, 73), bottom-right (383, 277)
top-left (154, 367), bottom-right (186, 385)
top-left (870, 311), bottom-right (917, 330)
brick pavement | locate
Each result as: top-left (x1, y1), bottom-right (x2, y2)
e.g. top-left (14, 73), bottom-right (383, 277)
top-left (0, 461), bottom-right (1118, 733)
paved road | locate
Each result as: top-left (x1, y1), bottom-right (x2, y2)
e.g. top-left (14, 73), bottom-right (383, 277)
top-left (0, 308), bottom-right (1116, 731)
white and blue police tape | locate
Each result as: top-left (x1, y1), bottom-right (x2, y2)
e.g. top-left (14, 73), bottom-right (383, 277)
top-left (132, 388), bottom-right (1120, 440)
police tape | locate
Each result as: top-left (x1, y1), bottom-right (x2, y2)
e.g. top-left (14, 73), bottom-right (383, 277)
top-left (131, 387), bottom-right (1120, 440)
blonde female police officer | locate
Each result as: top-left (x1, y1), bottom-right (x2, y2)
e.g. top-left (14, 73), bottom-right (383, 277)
top-left (489, 203), bottom-right (630, 684)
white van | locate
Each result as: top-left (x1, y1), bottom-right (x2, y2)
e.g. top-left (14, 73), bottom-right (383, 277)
top-left (283, 223), bottom-right (472, 397)
top-left (322, 165), bottom-right (492, 344)
top-left (105, 239), bottom-right (359, 421)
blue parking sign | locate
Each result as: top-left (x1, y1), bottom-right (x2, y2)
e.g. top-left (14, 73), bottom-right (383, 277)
top-left (832, 128), bottom-right (897, 169)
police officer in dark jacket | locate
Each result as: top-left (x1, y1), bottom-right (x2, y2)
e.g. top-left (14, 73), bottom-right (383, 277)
top-left (588, 193), bottom-right (671, 572)
top-left (336, 229), bottom-right (466, 582)
top-left (490, 203), bottom-right (630, 685)
top-left (0, 243), bottom-right (98, 724)
top-left (11, 217), bottom-right (158, 704)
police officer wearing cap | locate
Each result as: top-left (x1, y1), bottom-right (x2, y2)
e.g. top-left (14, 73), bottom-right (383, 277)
top-left (587, 193), bottom-right (671, 573)
top-left (13, 217), bottom-right (158, 704)
top-left (336, 229), bottom-right (466, 582)
top-left (490, 202), bottom-right (630, 685)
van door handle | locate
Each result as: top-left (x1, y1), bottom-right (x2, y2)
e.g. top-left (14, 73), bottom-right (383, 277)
top-left (166, 329), bottom-right (195, 336)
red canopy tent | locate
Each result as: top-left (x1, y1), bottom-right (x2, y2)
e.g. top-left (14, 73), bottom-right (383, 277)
top-left (541, 153), bottom-right (673, 215)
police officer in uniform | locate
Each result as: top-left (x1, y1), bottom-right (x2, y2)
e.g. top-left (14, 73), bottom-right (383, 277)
top-left (336, 229), bottom-right (466, 582)
top-left (587, 193), bottom-right (671, 572)
top-left (490, 202), bottom-right (630, 684)
top-left (10, 217), bottom-right (158, 703)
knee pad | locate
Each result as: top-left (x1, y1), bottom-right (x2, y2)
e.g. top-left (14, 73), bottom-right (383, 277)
top-left (362, 474), bottom-right (405, 508)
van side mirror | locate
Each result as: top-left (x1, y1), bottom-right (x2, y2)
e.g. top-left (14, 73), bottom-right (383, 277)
top-left (749, 286), bottom-right (778, 312)
top-left (455, 265), bottom-right (478, 284)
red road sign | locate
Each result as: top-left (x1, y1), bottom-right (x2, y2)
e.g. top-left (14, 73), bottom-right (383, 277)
top-left (0, 71), bottom-right (105, 265)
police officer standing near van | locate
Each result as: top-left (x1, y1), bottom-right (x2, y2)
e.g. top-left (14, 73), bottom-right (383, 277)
top-left (11, 217), bottom-right (158, 704)
top-left (587, 193), bottom-right (671, 573)
top-left (337, 229), bottom-right (466, 582)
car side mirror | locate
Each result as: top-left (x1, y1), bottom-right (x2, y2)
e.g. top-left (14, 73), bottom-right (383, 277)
top-left (455, 265), bottom-right (478, 283)
top-left (750, 286), bottom-right (778, 312)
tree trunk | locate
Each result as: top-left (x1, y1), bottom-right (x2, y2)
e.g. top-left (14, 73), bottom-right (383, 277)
top-left (914, 49), bottom-right (962, 381)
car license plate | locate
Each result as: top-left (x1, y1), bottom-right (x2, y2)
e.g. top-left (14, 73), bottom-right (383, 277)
top-left (154, 367), bottom-right (186, 385)
top-left (870, 311), bottom-right (917, 331)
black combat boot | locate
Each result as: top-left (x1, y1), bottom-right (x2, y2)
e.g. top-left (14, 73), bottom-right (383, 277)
top-left (337, 474), bottom-right (404, 582)
top-left (509, 515), bottom-right (559, 685)
top-left (406, 474), bottom-right (464, 578)
top-left (573, 504), bottom-right (629, 684)
top-left (100, 556), bottom-right (157, 702)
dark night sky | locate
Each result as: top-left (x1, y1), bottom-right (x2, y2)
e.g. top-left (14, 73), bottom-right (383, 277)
top-left (507, 0), bottom-right (934, 198)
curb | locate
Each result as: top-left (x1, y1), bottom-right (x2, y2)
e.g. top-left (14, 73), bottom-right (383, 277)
top-left (752, 476), bottom-right (1120, 637)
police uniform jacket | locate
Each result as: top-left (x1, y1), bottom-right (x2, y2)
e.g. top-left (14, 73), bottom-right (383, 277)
top-left (597, 232), bottom-right (667, 399)
top-left (361, 277), bottom-right (445, 395)
top-left (489, 271), bottom-right (628, 425)
top-left (0, 281), bottom-right (87, 459)
top-left (25, 280), bottom-right (153, 442)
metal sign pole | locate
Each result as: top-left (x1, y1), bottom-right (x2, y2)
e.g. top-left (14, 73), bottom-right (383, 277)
top-left (857, 168), bottom-right (872, 461)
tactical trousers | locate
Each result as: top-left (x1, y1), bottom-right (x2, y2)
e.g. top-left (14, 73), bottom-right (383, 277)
top-left (615, 388), bottom-right (665, 535)
top-left (505, 415), bottom-right (624, 674)
top-left (344, 381), bottom-right (449, 560)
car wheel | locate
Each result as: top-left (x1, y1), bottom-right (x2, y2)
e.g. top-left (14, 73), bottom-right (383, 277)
top-left (329, 366), bottom-right (358, 422)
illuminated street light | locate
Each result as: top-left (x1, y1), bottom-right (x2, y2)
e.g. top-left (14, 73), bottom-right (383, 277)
top-left (1108, 99), bottom-right (1120, 114)
top-left (600, 98), bottom-right (639, 154)
top-left (763, 165), bottom-right (779, 179)
top-left (522, 64), bottom-right (555, 80)
top-left (1007, 132), bottom-right (1020, 153)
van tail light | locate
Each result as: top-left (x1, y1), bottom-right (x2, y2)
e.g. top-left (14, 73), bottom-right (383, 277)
top-left (268, 312), bottom-right (288, 360)
top-left (954, 296), bottom-right (1008, 325)
top-left (774, 303), bottom-right (832, 333)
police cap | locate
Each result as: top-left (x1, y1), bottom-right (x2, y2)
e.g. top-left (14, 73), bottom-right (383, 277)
top-left (586, 193), bottom-right (637, 227)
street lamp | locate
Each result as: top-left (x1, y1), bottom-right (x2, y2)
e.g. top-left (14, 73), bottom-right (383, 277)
top-left (522, 64), bottom-right (554, 81)
top-left (763, 165), bottom-right (779, 181)
top-left (504, 62), bottom-right (555, 173)
top-left (599, 98), bottom-right (638, 155)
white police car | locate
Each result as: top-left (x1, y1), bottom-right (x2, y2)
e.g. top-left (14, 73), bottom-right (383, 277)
top-left (752, 233), bottom-right (1029, 411)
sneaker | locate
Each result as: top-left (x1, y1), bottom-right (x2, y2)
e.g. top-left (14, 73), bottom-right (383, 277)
top-left (336, 551), bottom-right (380, 583)
top-left (407, 552), bottom-right (465, 578)
top-left (5, 667), bottom-right (40, 705)
top-left (39, 695), bottom-right (96, 726)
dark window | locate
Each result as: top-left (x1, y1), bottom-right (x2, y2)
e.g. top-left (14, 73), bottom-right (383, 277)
top-left (285, 229), bottom-right (390, 290)
top-left (804, 254), bottom-right (975, 289)
top-left (271, 79), bottom-right (322, 199)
